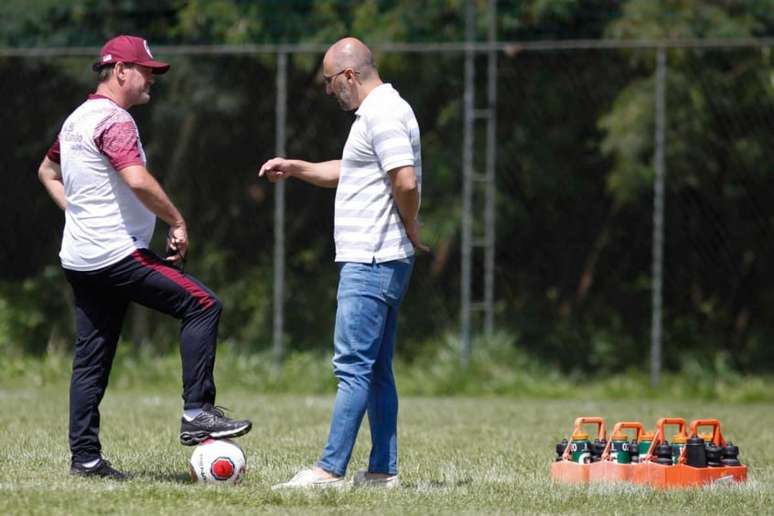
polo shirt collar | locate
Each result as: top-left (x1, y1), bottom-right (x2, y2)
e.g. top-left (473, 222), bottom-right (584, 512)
top-left (355, 83), bottom-right (393, 116)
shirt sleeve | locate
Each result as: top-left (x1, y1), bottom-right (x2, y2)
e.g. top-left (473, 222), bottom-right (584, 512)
top-left (46, 135), bottom-right (61, 164)
top-left (371, 114), bottom-right (415, 174)
top-left (94, 114), bottom-right (144, 171)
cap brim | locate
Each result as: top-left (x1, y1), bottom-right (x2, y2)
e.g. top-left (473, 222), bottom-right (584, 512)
top-left (91, 60), bottom-right (170, 74)
top-left (139, 60), bottom-right (170, 74)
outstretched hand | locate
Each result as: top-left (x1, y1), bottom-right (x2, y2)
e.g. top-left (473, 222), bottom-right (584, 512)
top-left (258, 157), bottom-right (293, 182)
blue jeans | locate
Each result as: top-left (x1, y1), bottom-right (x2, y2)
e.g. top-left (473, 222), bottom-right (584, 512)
top-left (318, 257), bottom-right (415, 477)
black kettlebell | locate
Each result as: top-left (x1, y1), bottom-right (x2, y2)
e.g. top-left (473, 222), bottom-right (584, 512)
top-left (721, 442), bottom-right (741, 467)
top-left (654, 441), bottom-right (673, 465)
top-left (555, 439), bottom-right (568, 461)
top-left (590, 439), bottom-right (606, 462)
top-left (705, 442), bottom-right (723, 467)
top-left (685, 435), bottom-right (707, 467)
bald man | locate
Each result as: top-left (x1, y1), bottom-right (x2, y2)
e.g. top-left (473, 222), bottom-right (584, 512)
top-left (261, 37), bottom-right (426, 489)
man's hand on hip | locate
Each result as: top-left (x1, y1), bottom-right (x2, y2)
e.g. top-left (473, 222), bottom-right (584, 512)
top-left (166, 223), bottom-right (188, 264)
top-left (404, 218), bottom-right (430, 254)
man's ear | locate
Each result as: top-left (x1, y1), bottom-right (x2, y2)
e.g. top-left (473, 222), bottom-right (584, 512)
top-left (114, 62), bottom-right (127, 81)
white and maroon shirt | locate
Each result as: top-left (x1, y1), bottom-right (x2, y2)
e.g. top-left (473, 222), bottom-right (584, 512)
top-left (47, 94), bottom-right (154, 271)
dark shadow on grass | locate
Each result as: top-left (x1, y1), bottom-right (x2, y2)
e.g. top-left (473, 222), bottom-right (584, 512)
top-left (135, 471), bottom-right (194, 484)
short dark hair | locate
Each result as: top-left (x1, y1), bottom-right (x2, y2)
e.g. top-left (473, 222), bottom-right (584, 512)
top-left (96, 64), bottom-right (115, 83)
top-left (96, 62), bottom-right (139, 83)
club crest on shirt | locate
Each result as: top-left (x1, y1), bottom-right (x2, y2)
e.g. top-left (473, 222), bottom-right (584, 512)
top-left (62, 122), bottom-right (82, 143)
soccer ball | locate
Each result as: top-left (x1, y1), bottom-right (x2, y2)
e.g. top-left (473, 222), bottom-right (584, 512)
top-left (189, 438), bottom-right (246, 484)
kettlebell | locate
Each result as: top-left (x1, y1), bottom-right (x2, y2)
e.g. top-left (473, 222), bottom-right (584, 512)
top-left (685, 434), bottom-right (707, 467)
top-left (721, 442), bottom-right (741, 467)
top-left (590, 438), bottom-right (607, 463)
top-left (555, 439), bottom-right (568, 461)
top-left (654, 441), bottom-right (673, 465)
top-left (705, 442), bottom-right (723, 467)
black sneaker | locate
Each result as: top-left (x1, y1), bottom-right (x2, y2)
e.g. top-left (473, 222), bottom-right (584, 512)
top-left (70, 459), bottom-right (128, 480)
top-left (179, 404), bottom-right (252, 446)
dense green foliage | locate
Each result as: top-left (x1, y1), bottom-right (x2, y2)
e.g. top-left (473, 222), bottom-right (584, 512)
top-left (4, 335), bottom-right (774, 401)
top-left (2, 1), bottom-right (774, 374)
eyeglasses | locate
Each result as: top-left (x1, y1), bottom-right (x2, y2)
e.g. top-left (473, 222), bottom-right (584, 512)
top-left (323, 68), bottom-right (359, 86)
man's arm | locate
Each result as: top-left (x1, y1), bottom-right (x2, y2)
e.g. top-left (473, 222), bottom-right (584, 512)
top-left (38, 157), bottom-right (66, 210)
top-left (388, 165), bottom-right (429, 253)
top-left (258, 158), bottom-right (341, 188)
top-left (117, 165), bottom-right (188, 262)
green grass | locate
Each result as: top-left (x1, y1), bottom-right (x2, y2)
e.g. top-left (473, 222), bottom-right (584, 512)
top-left (1, 381), bottom-right (773, 514)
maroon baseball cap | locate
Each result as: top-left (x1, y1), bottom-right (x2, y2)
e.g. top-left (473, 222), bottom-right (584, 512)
top-left (92, 35), bottom-right (170, 74)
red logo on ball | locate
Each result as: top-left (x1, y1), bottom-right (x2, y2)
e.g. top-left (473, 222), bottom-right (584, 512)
top-left (211, 457), bottom-right (235, 480)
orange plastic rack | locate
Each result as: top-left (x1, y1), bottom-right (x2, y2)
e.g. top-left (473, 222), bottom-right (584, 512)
top-left (550, 416), bottom-right (606, 484)
top-left (631, 417), bottom-right (690, 488)
top-left (634, 417), bottom-right (747, 488)
top-left (552, 416), bottom-right (747, 489)
top-left (689, 418), bottom-right (746, 484)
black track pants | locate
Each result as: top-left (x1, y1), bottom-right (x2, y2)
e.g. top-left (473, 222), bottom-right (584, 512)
top-left (64, 248), bottom-right (222, 463)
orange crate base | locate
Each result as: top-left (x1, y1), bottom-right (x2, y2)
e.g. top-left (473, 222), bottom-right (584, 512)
top-left (588, 461), bottom-right (639, 483)
top-left (632, 463), bottom-right (747, 489)
top-left (553, 461), bottom-right (747, 488)
top-left (550, 461), bottom-right (590, 484)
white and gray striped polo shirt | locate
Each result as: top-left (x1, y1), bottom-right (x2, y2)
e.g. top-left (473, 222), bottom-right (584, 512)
top-left (335, 83), bottom-right (422, 263)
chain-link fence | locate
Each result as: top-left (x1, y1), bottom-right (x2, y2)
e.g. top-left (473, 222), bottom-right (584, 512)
top-left (4, 39), bottom-right (774, 375)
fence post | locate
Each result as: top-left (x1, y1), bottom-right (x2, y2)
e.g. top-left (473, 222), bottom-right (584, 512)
top-left (651, 47), bottom-right (667, 387)
top-left (483, 0), bottom-right (497, 337)
top-left (461, 0), bottom-right (475, 367)
top-left (273, 50), bottom-right (288, 371)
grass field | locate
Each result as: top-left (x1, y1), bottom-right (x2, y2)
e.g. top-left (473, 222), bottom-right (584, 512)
top-left (2, 382), bottom-right (774, 515)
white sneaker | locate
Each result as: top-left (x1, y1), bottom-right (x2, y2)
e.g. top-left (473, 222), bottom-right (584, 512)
top-left (352, 469), bottom-right (400, 489)
top-left (271, 468), bottom-right (348, 490)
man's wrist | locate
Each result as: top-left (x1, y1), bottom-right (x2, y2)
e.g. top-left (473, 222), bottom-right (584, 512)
top-left (286, 160), bottom-right (299, 177)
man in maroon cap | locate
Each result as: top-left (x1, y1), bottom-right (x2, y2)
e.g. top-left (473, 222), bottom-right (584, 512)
top-left (37, 35), bottom-right (252, 480)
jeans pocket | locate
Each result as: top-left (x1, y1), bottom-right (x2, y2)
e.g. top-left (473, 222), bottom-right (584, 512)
top-left (381, 258), bottom-right (414, 305)
top-left (337, 262), bottom-right (371, 300)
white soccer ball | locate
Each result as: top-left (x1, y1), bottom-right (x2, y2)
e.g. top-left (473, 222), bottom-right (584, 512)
top-left (189, 438), bottom-right (246, 484)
